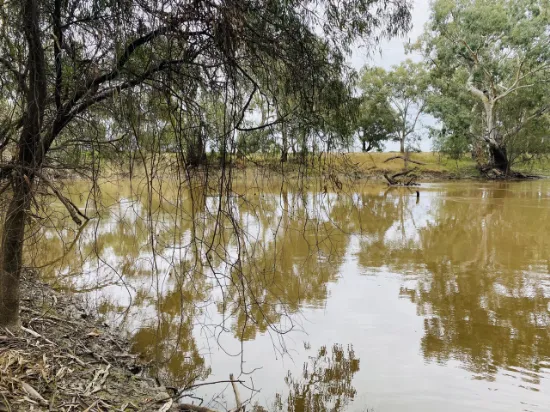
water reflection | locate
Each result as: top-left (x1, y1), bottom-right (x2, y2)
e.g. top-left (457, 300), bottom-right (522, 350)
top-left (386, 184), bottom-right (550, 387)
top-left (29, 179), bottom-right (550, 408)
top-left (253, 344), bottom-right (360, 412)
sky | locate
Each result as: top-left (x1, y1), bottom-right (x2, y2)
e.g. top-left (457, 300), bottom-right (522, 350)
top-left (348, 0), bottom-right (435, 152)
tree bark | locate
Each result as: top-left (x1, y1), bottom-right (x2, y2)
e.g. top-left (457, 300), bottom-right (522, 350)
top-left (399, 135), bottom-right (405, 153)
top-left (0, 0), bottom-right (46, 327)
top-left (361, 140), bottom-right (372, 152)
top-left (467, 72), bottom-right (510, 173)
top-left (0, 182), bottom-right (31, 327)
top-left (489, 144), bottom-right (509, 173)
top-left (484, 101), bottom-right (509, 172)
top-left (280, 123), bottom-right (288, 163)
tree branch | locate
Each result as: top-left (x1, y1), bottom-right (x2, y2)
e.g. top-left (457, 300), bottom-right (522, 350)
top-left (384, 155), bottom-right (426, 165)
top-left (467, 70), bottom-right (488, 102)
top-left (43, 52), bottom-right (201, 155)
top-left (0, 57), bottom-right (27, 94)
top-left (53, 0), bottom-right (62, 111)
top-left (34, 170), bottom-right (89, 225)
top-left (63, 22), bottom-right (204, 114)
top-left (503, 105), bottom-right (550, 138)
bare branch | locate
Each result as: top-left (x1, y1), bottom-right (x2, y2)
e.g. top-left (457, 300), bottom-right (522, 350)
top-left (34, 170), bottom-right (89, 225)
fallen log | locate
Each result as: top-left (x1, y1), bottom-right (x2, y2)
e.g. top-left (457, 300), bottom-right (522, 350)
top-left (383, 168), bottom-right (419, 186)
top-left (383, 155), bottom-right (426, 165)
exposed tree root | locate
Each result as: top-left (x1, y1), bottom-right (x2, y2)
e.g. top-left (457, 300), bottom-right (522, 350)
top-left (478, 165), bottom-right (541, 180)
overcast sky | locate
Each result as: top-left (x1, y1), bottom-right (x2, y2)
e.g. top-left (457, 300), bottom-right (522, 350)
top-left (348, 0), bottom-right (434, 151)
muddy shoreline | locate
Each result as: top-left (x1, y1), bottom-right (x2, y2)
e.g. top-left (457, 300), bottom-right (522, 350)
top-left (0, 270), bottom-right (179, 411)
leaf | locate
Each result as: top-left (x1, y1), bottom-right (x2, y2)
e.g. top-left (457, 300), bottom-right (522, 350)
top-left (21, 382), bottom-right (48, 405)
top-left (157, 399), bottom-right (173, 412)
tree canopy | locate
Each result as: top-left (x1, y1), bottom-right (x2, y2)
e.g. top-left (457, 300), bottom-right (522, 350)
top-left (419, 0), bottom-right (550, 172)
top-left (0, 0), bottom-right (411, 326)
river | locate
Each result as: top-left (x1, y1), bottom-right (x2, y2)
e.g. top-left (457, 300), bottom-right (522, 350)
top-left (32, 178), bottom-right (550, 411)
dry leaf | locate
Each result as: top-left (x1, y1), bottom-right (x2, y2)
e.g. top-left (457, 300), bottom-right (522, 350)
top-left (21, 382), bottom-right (48, 405)
top-left (56, 366), bottom-right (67, 379)
top-left (157, 399), bottom-right (173, 412)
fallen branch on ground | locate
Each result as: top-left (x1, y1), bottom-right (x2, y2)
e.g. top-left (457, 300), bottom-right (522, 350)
top-left (383, 155), bottom-right (426, 165)
top-left (384, 168), bottom-right (419, 186)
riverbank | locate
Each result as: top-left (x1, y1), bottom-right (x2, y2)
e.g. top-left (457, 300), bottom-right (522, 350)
top-left (103, 152), bottom-right (550, 185)
top-left (0, 271), bottom-right (177, 411)
top-left (258, 152), bottom-right (550, 181)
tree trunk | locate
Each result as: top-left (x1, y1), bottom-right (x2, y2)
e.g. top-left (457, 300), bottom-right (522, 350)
top-left (484, 101), bottom-right (509, 172)
top-left (489, 144), bottom-right (509, 173)
top-left (399, 135), bottom-right (405, 153)
top-left (0, 182), bottom-right (31, 327)
top-left (0, 0), bottom-right (46, 327)
top-left (280, 124), bottom-right (288, 163)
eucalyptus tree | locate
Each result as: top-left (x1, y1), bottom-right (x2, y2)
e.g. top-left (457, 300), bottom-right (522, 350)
top-left (420, 0), bottom-right (550, 173)
top-left (315, 75), bottom-right (360, 153)
top-left (357, 67), bottom-right (398, 152)
top-left (248, 41), bottom-right (359, 162)
top-left (425, 68), bottom-right (480, 160)
top-left (359, 61), bottom-right (428, 153)
top-left (0, 0), bottom-right (411, 327)
top-left (387, 60), bottom-right (429, 153)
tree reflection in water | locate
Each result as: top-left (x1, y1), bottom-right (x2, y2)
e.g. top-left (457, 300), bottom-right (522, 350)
top-left (254, 344), bottom-right (360, 412)
top-left (28, 178), bottom-right (550, 402)
top-left (356, 183), bottom-right (550, 386)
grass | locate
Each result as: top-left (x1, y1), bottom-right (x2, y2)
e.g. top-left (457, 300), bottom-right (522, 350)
top-left (101, 151), bottom-right (550, 183)
top-left (233, 151), bottom-right (483, 181)
top-left (339, 152), bottom-right (479, 176)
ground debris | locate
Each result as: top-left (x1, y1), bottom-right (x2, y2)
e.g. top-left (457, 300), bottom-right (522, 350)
top-left (0, 271), bottom-right (177, 411)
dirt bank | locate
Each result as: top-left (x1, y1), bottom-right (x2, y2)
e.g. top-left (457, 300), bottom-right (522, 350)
top-left (0, 270), bottom-right (178, 411)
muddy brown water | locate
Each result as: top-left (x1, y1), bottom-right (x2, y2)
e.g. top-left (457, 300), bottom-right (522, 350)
top-left (33, 179), bottom-right (550, 411)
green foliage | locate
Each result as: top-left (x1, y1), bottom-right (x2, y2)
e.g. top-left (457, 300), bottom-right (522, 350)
top-left (419, 0), bottom-right (550, 170)
top-left (356, 67), bottom-right (398, 151)
top-left (431, 128), bottom-right (471, 160)
top-left (359, 60), bottom-right (429, 153)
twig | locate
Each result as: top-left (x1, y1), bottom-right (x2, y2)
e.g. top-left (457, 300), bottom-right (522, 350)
top-left (34, 170), bottom-right (89, 225)
top-left (20, 325), bottom-right (55, 345)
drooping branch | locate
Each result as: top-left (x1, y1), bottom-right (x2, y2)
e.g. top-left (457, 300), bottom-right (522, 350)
top-left (62, 19), bottom-right (206, 116)
top-left (34, 171), bottom-right (89, 225)
top-left (53, 0), bottom-right (62, 111)
top-left (42, 49), bottom-right (203, 157)
top-left (503, 105), bottom-right (550, 139)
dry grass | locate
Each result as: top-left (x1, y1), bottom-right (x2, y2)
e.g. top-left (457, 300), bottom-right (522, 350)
top-left (323, 152), bottom-right (479, 176)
